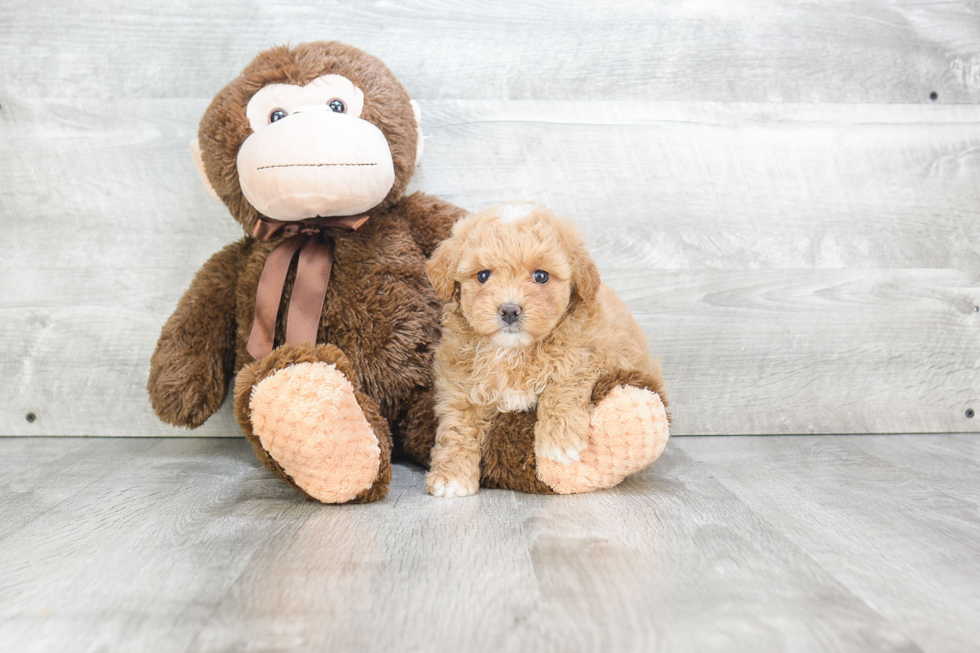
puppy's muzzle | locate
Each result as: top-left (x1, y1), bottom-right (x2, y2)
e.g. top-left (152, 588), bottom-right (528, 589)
top-left (498, 302), bottom-right (522, 326)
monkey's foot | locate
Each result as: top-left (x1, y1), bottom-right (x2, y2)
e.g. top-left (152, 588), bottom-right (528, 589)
top-left (537, 385), bottom-right (669, 495)
top-left (248, 361), bottom-right (382, 503)
top-left (234, 344), bottom-right (392, 504)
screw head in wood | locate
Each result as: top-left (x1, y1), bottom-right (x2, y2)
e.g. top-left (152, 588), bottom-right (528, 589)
top-left (26, 412), bottom-right (36, 423)
top-left (967, 409), bottom-right (975, 419)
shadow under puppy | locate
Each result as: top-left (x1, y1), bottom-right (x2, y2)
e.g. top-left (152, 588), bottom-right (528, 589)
top-left (425, 203), bottom-right (670, 497)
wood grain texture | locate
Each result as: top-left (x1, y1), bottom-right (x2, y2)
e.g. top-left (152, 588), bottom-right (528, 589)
top-left (0, 437), bottom-right (159, 541)
top-left (2, 435), bottom-right (978, 652)
top-left (0, 0), bottom-right (978, 103)
top-left (1, 97), bottom-right (977, 435)
top-left (681, 434), bottom-right (980, 653)
top-left (417, 101), bottom-right (980, 272)
top-left (0, 438), bottom-right (312, 653)
top-left (626, 268), bottom-right (980, 435)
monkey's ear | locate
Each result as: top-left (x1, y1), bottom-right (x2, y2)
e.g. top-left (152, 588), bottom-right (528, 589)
top-left (189, 139), bottom-right (221, 200)
top-left (426, 237), bottom-right (458, 302)
top-left (410, 100), bottom-right (424, 167)
top-left (572, 249), bottom-right (602, 304)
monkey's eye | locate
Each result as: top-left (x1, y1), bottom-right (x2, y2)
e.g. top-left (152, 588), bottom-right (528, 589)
top-left (328, 99), bottom-right (346, 113)
top-left (269, 109), bottom-right (287, 123)
top-left (532, 270), bottom-right (550, 284)
top-left (476, 270), bottom-right (492, 284)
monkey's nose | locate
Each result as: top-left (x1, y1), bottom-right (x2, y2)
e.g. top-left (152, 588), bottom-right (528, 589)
top-left (499, 303), bottom-right (522, 325)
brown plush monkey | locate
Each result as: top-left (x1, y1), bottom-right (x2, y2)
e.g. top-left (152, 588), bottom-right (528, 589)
top-left (148, 42), bottom-right (459, 503)
top-left (148, 42), bottom-right (669, 502)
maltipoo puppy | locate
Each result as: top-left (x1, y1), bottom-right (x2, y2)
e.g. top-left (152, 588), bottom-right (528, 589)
top-left (424, 203), bottom-right (667, 497)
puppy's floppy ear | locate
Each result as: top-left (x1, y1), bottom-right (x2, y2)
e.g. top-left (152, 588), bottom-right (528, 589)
top-left (426, 237), bottom-right (459, 302)
top-left (571, 248), bottom-right (601, 304)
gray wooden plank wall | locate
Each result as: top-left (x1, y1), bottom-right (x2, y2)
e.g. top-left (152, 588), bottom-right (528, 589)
top-left (0, 0), bottom-right (978, 436)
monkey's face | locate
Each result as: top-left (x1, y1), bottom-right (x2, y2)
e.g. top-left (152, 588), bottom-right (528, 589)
top-left (236, 74), bottom-right (395, 221)
top-left (195, 42), bottom-right (424, 230)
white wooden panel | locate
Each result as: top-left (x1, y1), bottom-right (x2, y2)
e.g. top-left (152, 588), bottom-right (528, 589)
top-left (1, 0), bottom-right (978, 103)
top-left (1, 0), bottom-right (979, 437)
top-left (1, 97), bottom-right (978, 435)
top-left (0, 98), bottom-right (240, 437)
top-left (414, 101), bottom-right (980, 271)
top-left (629, 268), bottom-right (979, 435)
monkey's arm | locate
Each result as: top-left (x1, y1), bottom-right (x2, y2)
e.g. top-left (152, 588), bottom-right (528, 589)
top-left (399, 191), bottom-right (468, 257)
top-left (147, 239), bottom-right (249, 428)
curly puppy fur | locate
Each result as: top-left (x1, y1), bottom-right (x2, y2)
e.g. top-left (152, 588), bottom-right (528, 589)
top-left (424, 203), bottom-right (667, 497)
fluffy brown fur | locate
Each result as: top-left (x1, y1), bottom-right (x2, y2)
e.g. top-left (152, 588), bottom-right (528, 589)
top-left (147, 42), bottom-right (464, 502)
top-left (425, 204), bottom-right (667, 497)
top-left (479, 411), bottom-right (555, 494)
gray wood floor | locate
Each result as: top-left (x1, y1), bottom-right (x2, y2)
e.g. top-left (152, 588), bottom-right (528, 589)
top-left (1, 435), bottom-right (978, 653)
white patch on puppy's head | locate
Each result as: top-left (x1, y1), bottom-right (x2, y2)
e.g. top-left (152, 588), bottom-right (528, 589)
top-left (494, 203), bottom-right (536, 224)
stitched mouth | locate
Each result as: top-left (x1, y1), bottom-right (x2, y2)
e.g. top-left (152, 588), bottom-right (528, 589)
top-left (257, 163), bottom-right (378, 171)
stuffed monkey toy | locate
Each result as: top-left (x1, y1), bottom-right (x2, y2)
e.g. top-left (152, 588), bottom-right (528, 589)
top-left (148, 42), bottom-right (669, 502)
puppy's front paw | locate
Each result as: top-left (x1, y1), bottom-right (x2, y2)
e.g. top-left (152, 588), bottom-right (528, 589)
top-left (535, 410), bottom-right (590, 465)
top-left (536, 440), bottom-right (585, 465)
top-left (426, 471), bottom-right (479, 498)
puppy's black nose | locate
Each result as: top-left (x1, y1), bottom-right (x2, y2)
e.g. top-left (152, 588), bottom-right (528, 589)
top-left (499, 303), bottom-right (522, 325)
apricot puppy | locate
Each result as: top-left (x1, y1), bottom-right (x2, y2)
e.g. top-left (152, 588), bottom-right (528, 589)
top-left (425, 203), bottom-right (665, 497)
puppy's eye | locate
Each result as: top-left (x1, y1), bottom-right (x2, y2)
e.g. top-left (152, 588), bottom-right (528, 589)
top-left (269, 109), bottom-right (287, 123)
top-left (532, 270), bottom-right (550, 284)
top-left (476, 270), bottom-right (492, 284)
top-left (328, 99), bottom-right (346, 113)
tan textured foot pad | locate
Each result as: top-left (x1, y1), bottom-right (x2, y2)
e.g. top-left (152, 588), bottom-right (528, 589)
top-left (249, 362), bottom-right (380, 504)
top-left (538, 386), bottom-right (670, 495)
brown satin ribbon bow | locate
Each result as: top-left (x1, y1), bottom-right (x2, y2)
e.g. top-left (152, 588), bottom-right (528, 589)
top-left (246, 214), bottom-right (369, 360)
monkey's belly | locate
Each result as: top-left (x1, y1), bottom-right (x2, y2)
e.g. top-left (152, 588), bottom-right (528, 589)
top-left (320, 270), bottom-right (441, 411)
